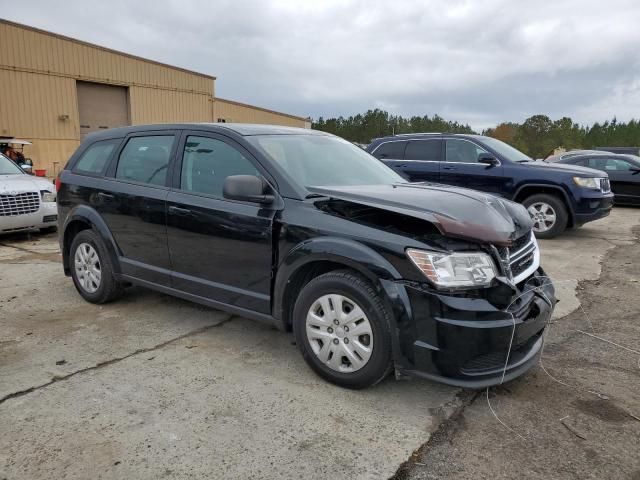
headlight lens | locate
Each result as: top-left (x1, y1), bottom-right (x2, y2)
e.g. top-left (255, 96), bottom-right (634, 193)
top-left (572, 176), bottom-right (601, 189)
top-left (41, 190), bottom-right (56, 202)
top-left (406, 249), bottom-right (497, 288)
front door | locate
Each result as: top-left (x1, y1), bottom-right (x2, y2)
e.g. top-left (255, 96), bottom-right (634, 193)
top-left (586, 157), bottom-right (640, 205)
top-left (99, 132), bottom-right (178, 285)
top-left (439, 138), bottom-right (505, 194)
top-left (166, 133), bottom-right (277, 314)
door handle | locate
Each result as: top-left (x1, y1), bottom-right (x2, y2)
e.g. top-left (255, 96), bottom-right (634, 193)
top-left (98, 192), bottom-right (114, 201)
top-left (442, 166), bottom-right (457, 171)
top-left (168, 206), bottom-right (192, 216)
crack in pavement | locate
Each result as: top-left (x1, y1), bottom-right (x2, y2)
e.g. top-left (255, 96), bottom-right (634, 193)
top-left (0, 315), bottom-right (235, 406)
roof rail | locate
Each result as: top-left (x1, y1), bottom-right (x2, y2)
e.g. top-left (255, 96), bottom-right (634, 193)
top-left (393, 132), bottom-right (443, 137)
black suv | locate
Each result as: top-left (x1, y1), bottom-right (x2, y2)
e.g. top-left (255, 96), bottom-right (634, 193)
top-left (367, 134), bottom-right (614, 238)
top-left (58, 124), bottom-right (555, 389)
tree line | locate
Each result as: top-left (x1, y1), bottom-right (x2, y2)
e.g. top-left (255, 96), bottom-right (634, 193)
top-left (312, 110), bottom-right (640, 159)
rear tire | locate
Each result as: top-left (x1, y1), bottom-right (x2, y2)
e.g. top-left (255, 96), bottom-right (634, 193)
top-left (69, 229), bottom-right (123, 304)
top-left (292, 270), bottom-right (393, 389)
top-left (522, 193), bottom-right (568, 239)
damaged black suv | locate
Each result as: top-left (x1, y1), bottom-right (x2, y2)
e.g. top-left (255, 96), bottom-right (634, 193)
top-left (57, 124), bottom-right (556, 389)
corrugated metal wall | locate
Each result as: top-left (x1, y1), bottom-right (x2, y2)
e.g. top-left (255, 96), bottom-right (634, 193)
top-left (130, 87), bottom-right (213, 125)
top-left (0, 19), bottom-right (308, 174)
top-left (215, 98), bottom-right (307, 128)
top-left (0, 20), bottom-right (213, 95)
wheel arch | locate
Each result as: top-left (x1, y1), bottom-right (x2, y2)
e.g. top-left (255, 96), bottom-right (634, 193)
top-left (513, 183), bottom-right (574, 227)
top-left (62, 205), bottom-right (121, 276)
top-left (273, 237), bottom-right (402, 332)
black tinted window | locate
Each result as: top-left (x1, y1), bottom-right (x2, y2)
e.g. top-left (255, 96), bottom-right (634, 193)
top-left (445, 139), bottom-right (487, 163)
top-left (587, 157), bottom-right (633, 171)
top-left (405, 140), bottom-right (442, 161)
top-left (181, 136), bottom-right (259, 197)
top-left (116, 136), bottom-right (175, 186)
top-left (372, 141), bottom-right (406, 159)
top-left (74, 139), bottom-right (120, 174)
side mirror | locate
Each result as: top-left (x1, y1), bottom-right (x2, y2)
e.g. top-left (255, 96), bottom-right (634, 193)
top-left (20, 164), bottom-right (32, 173)
top-left (478, 153), bottom-right (499, 166)
top-left (223, 175), bottom-right (274, 204)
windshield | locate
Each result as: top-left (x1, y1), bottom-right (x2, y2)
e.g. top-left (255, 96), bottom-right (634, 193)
top-left (0, 153), bottom-right (24, 175)
top-left (247, 134), bottom-right (406, 189)
top-left (479, 136), bottom-right (532, 162)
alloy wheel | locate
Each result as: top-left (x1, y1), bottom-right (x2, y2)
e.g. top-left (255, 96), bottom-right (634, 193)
top-left (527, 202), bottom-right (557, 233)
top-left (305, 294), bottom-right (373, 373)
top-left (74, 242), bottom-right (102, 293)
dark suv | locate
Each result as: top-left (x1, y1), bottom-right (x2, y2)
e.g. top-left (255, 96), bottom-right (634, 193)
top-left (58, 124), bottom-right (555, 389)
top-left (367, 134), bottom-right (614, 238)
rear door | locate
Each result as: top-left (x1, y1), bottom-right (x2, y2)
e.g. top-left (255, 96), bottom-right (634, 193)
top-left (370, 140), bottom-right (408, 177)
top-left (439, 138), bottom-right (505, 193)
top-left (99, 131), bottom-right (178, 285)
top-left (166, 132), bottom-right (277, 314)
top-left (400, 139), bottom-right (442, 182)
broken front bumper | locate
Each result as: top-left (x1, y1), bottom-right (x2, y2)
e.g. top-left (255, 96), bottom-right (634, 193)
top-left (383, 268), bottom-right (556, 388)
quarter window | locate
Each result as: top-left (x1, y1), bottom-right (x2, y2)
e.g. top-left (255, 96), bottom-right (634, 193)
top-left (116, 135), bottom-right (175, 186)
top-left (74, 139), bottom-right (121, 175)
top-left (445, 139), bottom-right (488, 163)
top-left (180, 136), bottom-right (259, 197)
top-left (372, 141), bottom-right (407, 159)
top-left (404, 140), bottom-right (442, 161)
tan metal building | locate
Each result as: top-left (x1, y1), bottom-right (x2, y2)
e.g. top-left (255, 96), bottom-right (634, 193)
top-left (0, 19), bottom-right (308, 175)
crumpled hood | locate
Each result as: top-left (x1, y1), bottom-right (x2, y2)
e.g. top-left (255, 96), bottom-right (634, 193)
top-left (308, 183), bottom-right (532, 246)
top-left (0, 174), bottom-right (55, 194)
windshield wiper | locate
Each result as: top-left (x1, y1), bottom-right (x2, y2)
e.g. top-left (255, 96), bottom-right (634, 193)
top-left (305, 193), bottom-right (328, 199)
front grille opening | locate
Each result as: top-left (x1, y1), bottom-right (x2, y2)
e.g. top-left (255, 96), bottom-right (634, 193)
top-left (461, 330), bottom-right (543, 375)
top-left (0, 192), bottom-right (40, 216)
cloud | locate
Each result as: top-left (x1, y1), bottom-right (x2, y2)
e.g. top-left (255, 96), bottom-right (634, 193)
top-left (2, 0), bottom-right (639, 129)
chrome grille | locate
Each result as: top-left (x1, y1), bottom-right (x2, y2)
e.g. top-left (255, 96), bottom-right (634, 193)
top-left (494, 232), bottom-right (538, 283)
top-left (600, 178), bottom-right (611, 193)
top-left (0, 191), bottom-right (40, 216)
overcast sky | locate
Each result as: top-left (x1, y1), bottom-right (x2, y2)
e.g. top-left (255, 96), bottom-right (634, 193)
top-left (2, 0), bottom-right (639, 130)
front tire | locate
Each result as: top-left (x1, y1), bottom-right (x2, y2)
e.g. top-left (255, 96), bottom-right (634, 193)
top-left (523, 193), bottom-right (568, 239)
top-left (292, 270), bottom-right (393, 389)
top-left (69, 229), bottom-right (122, 304)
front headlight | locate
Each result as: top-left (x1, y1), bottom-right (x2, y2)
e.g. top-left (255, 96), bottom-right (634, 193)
top-left (406, 249), bottom-right (497, 288)
top-left (41, 190), bottom-right (56, 202)
top-left (572, 177), bottom-right (601, 190)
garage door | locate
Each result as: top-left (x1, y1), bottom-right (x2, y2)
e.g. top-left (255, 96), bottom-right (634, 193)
top-left (77, 81), bottom-right (129, 140)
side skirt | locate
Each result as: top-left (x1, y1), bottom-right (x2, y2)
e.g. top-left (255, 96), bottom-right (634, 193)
top-left (117, 274), bottom-right (279, 328)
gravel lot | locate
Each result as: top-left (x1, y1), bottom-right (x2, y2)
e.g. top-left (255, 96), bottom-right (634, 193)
top-left (1, 208), bottom-right (639, 479)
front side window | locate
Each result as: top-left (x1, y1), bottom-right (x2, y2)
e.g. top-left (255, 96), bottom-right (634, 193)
top-left (180, 136), bottom-right (259, 197)
top-left (587, 158), bottom-right (633, 171)
top-left (248, 134), bottom-right (405, 188)
top-left (405, 140), bottom-right (442, 161)
top-left (74, 139), bottom-right (120, 175)
top-left (116, 135), bottom-right (175, 186)
top-left (372, 141), bottom-right (406, 159)
top-left (445, 139), bottom-right (488, 163)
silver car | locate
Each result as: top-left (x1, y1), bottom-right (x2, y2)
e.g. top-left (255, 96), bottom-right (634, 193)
top-left (0, 153), bottom-right (58, 234)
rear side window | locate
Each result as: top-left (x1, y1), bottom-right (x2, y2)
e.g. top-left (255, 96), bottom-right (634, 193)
top-left (405, 140), bottom-right (442, 161)
top-left (116, 135), bottom-right (175, 186)
top-left (180, 136), bottom-right (259, 197)
top-left (73, 139), bottom-right (120, 175)
top-left (372, 141), bottom-right (406, 159)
